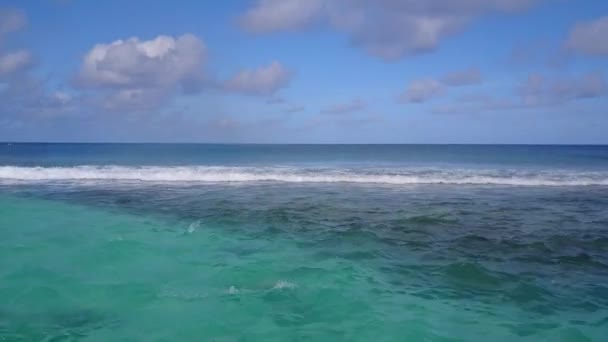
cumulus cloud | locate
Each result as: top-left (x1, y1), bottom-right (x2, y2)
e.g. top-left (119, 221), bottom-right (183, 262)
top-left (322, 98), bottom-right (366, 114)
top-left (74, 34), bottom-right (207, 112)
top-left (565, 16), bottom-right (608, 56)
top-left (441, 67), bottom-right (482, 86)
top-left (399, 79), bottom-right (445, 103)
top-left (239, 0), bottom-right (537, 60)
top-left (223, 61), bottom-right (292, 96)
top-left (77, 34), bottom-right (206, 90)
top-left (77, 35), bottom-right (289, 110)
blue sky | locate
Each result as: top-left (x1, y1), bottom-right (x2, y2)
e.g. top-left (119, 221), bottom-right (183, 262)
top-left (1, 0), bottom-right (607, 143)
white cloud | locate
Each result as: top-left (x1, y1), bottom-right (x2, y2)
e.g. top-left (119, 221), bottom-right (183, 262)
top-left (76, 34), bottom-right (207, 111)
top-left (441, 67), bottom-right (482, 86)
top-left (239, 0), bottom-right (537, 60)
top-left (519, 72), bottom-right (606, 106)
top-left (322, 98), bottom-right (366, 114)
top-left (0, 8), bottom-right (72, 121)
top-left (223, 61), bottom-right (291, 96)
top-left (76, 35), bottom-right (289, 112)
top-left (0, 8), bottom-right (26, 35)
top-left (97, 88), bottom-right (169, 112)
top-left (432, 72), bottom-right (607, 114)
top-left (0, 77), bottom-right (76, 119)
top-left (0, 49), bottom-right (32, 76)
top-left (77, 34), bottom-right (206, 89)
top-left (0, 8), bottom-right (32, 77)
top-left (565, 16), bottom-right (608, 56)
top-left (240, 0), bottom-right (325, 33)
top-left (399, 78), bottom-right (445, 103)
top-left (399, 68), bottom-right (483, 104)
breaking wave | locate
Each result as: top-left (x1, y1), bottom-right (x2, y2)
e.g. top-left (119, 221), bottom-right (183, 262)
top-left (0, 165), bottom-right (607, 186)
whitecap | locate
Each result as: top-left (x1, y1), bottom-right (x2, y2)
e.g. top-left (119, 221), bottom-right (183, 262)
top-left (0, 165), bottom-right (607, 186)
top-left (226, 285), bottom-right (239, 294)
top-left (272, 280), bottom-right (297, 290)
top-left (187, 220), bottom-right (200, 234)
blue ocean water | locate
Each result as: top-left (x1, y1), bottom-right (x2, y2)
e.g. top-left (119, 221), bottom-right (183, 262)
top-left (1, 143), bottom-right (608, 340)
top-left (2, 143), bottom-right (608, 169)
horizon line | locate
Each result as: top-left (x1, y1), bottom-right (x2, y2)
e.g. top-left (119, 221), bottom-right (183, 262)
top-left (2, 142), bottom-right (608, 146)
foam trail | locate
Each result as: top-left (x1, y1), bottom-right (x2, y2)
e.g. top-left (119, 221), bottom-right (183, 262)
top-left (0, 166), bottom-right (607, 186)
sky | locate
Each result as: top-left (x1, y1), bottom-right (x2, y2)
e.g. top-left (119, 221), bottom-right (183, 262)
top-left (0, 0), bottom-right (607, 144)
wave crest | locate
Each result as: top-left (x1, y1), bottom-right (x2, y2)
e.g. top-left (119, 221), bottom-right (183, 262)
top-left (0, 165), bottom-right (607, 186)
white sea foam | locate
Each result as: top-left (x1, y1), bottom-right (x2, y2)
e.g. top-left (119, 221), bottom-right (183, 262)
top-left (187, 220), bottom-right (200, 234)
top-left (0, 165), bottom-right (607, 186)
top-left (226, 285), bottom-right (239, 294)
top-left (272, 280), bottom-right (297, 290)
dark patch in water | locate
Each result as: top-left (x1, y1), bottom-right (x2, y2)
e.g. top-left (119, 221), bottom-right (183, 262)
top-left (49, 309), bottom-right (106, 330)
top-left (396, 214), bottom-right (459, 226)
top-left (443, 262), bottom-right (510, 290)
top-left (556, 253), bottom-right (608, 270)
top-left (0, 308), bottom-right (112, 341)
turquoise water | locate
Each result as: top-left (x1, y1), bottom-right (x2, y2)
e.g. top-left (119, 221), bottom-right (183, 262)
top-left (1, 144), bottom-right (608, 340)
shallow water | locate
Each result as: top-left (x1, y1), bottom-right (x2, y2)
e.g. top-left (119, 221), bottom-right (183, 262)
top-left (1, 144), bottom-right (608, 340)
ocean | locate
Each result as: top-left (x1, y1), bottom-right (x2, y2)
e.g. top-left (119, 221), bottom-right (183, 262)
top-left (1, 143), bottom-right (607, 341)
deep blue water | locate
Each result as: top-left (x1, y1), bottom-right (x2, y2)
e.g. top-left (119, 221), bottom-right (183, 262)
top-left (1, 144), bottom-right (607, 340)
top-left (2, 143), bottom-right (608, 169)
